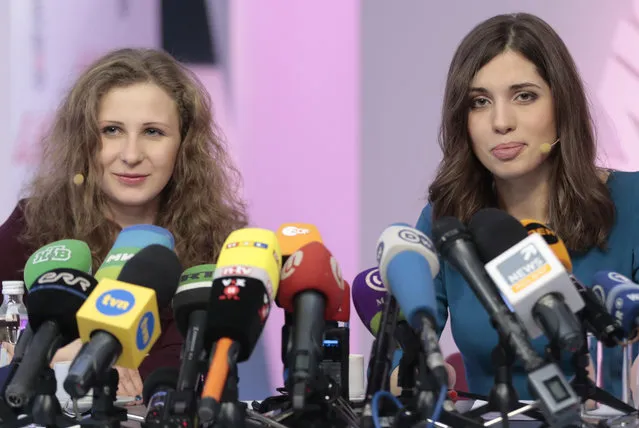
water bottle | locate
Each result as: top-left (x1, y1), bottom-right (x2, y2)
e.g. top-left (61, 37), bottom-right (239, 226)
top-left (0, 281), bottom-right (28, 366)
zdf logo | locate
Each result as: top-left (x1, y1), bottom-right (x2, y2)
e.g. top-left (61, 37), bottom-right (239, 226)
top-left (282, 226), bottom-right (310, 237)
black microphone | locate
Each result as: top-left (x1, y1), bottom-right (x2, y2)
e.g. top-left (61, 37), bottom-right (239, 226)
top-left (572, 277), bottom-right (625, 346)
top-left (172, 264), bottom-right (215, 392)
top-left (468, 209), bottom-right (585, 353)
top-left (432, 216), bottom-right (580, 426)
top-left (142, 367), bottom-right (180, 425)
top-left (63, 245), bottom-right (181, 398)
top-left (4, 269), bottom-right (98, 408)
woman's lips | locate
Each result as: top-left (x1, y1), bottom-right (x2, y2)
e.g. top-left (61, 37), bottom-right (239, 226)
top-left (491, 143), bottom-right (526, 161)
top-left (114, 174), bottom-right (149, 185)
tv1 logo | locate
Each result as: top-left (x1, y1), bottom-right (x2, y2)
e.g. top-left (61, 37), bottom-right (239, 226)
top-left (496, 243), bottom-right (551, 293)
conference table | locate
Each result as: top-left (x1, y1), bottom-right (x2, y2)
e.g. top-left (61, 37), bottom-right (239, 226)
top-left (21, 401), bottom-right (635, 427)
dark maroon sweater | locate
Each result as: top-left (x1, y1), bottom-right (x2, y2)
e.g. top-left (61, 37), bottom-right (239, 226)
top-left (0, 202), bottom-right (183, 381)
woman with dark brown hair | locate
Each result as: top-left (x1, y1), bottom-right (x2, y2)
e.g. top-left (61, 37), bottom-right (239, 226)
top-left (0, 48), bottom-right (247, 399)
top-left (412, 12), bottom-right (638, 400)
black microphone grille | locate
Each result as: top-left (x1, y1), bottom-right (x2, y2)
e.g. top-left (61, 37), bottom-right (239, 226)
top-left (118, 245), bottom-right (182, 309)
top-left (142, 367), bottom-right (179, 406)
top-left (468, 208), bottom-right (528, 263)
top-left (432, 216), bottom-right (467, 254)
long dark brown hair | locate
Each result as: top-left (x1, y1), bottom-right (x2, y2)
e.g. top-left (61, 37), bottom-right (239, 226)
top-left (429, 13), bottom-right (613, 251)
top-left (22, 48), bottom-right (248, 270)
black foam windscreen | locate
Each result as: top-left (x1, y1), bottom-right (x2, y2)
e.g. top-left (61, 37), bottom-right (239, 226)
top-left (27, 269), bottom-right (98, 343)
top-left (431, 215), bottom-right (467, 254)
top-left (118, 245), bottom-right (182, 309)
top-left (142, 366), bottom-right (179, 406)
top-left (468, 208), bottom-right (529, 263)
top-left (206, 276), bottom-right (270, 362)
top-left (172, 285), bottom-right (212, 337)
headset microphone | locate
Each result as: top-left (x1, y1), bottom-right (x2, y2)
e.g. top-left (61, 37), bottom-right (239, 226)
top-left (540, 138), bottom-right (560, 154)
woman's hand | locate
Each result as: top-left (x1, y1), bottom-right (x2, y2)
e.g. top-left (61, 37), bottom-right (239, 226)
top-left (1, 342), bottom-right (15, 360)
top-left (390, 361), bottom-right (457, 395)
top-left (114, 366), bottom-right (144, 406)
top-left (2, 338), bottom-right (83, 366)
top-left (49, 338), bottom-right (83, 366)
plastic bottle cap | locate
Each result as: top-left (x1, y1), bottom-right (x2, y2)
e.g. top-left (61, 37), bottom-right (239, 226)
top-left (2, 281), bottom-right (25, 295)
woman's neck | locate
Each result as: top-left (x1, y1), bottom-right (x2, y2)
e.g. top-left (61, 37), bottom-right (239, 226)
top-left (494, 164), bottom-right (551, 223)
top-left (106, 200), bottom-right (160, 229)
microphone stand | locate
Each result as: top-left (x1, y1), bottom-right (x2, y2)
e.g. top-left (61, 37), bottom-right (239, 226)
top-left (409, 346), bottom-right (484, 428)
top-left (79, 368), bottom-right (128, 427)
top-left (564, 329), bottom-right (635, 414)
top-left (147, 344), bottom-right (207, 427)
top-left (394, 321), bottom-right (421, 404)
top-left (277, 370), bottom-right (357, 428)
top-left (215, 361), bottom-right (247, 428)
top-left (385, 319), bottom-right (483, 427)
top-left (359, 295), bottom-right (399, 428)
top-left (463, 333), bottom-right (545, 424)
top-left (7, 367), bottom-right (78, 428)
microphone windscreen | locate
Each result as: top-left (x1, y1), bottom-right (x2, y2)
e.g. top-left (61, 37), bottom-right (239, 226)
top-left (118, 245), bottom-right (182, 309)
top-left (376, 224), bottom-right (439, 326)
top-left (24, 239), bottom-right (92, 288)
top-left (431, 216), bottom-right (466, 253)
top-left (277, 241), bottom-right (345, 319)
top-left (28, 269), bottom-right (98, 342)
top-left (334, 280), bottom-right (351, 322)
top-left (142, 366), bottom-right (179, 406)
top-left (592, 271), bottom-right (639, 336)
top-left (276, 223), bottom-right (323, 257)
top-left (521, 220), bottom-right (572, 272)
top-left (468, 208), bottom-right (528, 262)
top-left (96, 225), bottom-right (175, 281)
top-left (206, 273), bottom-right (272, 361)
top-left (352, 267), bottom-right (386, 333)
top-left (216, 228), bottom-right (282, 300)
top-left (172, 264), bottom-right (216, 336)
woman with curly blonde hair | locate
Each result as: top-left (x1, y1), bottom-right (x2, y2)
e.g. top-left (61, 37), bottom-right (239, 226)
top-left (0, 48), bottom-right (247, 399)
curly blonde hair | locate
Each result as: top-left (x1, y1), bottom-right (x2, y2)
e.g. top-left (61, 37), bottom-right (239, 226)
top-left (21, 48), bottom-right (248, 270)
